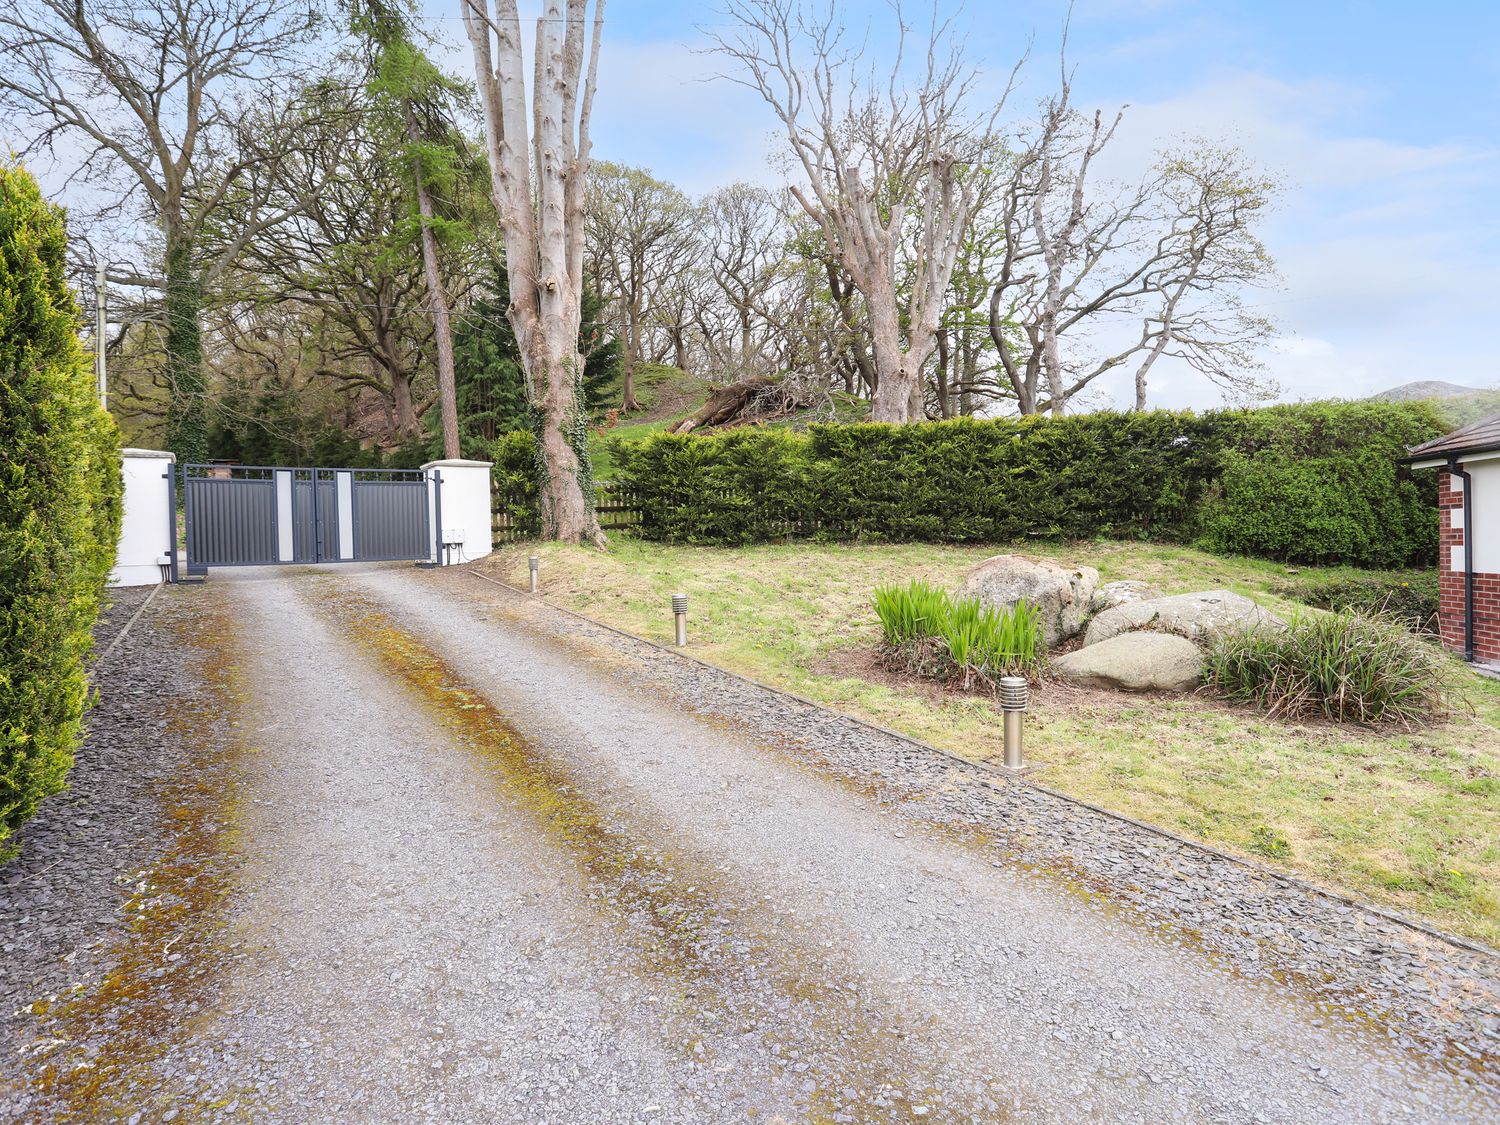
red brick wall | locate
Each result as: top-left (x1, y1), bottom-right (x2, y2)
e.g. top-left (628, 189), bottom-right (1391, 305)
top-left (1438, 470), bottom-right (1500, 662)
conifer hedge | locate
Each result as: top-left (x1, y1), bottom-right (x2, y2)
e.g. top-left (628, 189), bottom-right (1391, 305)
top-left (1, 163), bottom-right (122, 860)
top-left (593, 401), bottom-right (1443, 566)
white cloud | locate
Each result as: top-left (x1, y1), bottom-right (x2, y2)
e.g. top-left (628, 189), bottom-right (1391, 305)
top-left (1272, 336), bottom-right (1335, 358)
top-left (409, 21), bottom-right (783, 195)
top-left (1061, 71), bottom-right (1500, 405)
top-left (589, 39), bottom-right (780, 195)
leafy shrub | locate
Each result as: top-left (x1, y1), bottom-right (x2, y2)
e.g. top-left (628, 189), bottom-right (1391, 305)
top-left (598, 401), bottom-right (1444, 567)
top-left (872, 581), bottom-right (1041, 688)
top-left (1, 162), bottom-right (122, 860)
top-left (489, 429), bottom-right (541, 536)
top-left (1205, 612), bottom-right (1457, 726)
top-left (1276, 572), bottom-right (1439, 635)
top-left (1196, 402), bottom-right (1441, 568)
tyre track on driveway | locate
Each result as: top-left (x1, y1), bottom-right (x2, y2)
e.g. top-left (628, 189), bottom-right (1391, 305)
top-left (309, 584), bottom-right (1019, 1122)
top-left (333, 562), bottom-right (1498, 1123)
top-left (180, 569), bottom-right (708, 1122)
top-left (200, 566), bottom-right (1054, 1123)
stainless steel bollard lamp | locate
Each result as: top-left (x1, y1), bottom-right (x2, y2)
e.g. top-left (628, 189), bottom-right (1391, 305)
top-left (997, 675), bottom-right (1035, 774)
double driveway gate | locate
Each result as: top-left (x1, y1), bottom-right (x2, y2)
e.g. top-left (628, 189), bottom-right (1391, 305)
top-left (183, 464), bottom-right (436, 576)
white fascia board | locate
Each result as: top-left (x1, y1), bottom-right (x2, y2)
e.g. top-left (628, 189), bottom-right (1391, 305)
top-left (1408, 449), bottom-right (1500, 471)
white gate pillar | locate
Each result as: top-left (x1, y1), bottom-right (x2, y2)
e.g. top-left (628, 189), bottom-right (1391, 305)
top-left (422, 459), bottom-right (494, 566)
top-left (109, 448), bottom-right (176, 587)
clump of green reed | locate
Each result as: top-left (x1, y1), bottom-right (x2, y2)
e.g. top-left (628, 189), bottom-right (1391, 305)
top-left (873, 580), bottom-right (1041, 688)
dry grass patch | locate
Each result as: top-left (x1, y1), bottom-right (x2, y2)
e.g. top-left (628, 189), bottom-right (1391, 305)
top-left (480, 538), bottom-right (1500, 945)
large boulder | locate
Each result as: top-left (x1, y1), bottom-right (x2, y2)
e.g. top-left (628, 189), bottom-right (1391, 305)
top-left (1083, 588), bottom-right (1282, 648)
top-left (1090, 580), bottom-right (1162, 613)
top-left (959, 555), bottom-right (1099, 648)
top-left (1052, 633), bottom-right (1205, 692)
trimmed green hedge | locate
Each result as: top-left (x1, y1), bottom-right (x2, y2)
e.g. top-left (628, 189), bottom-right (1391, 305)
top-left (1195, 403), bottom-right (1440, 568)
top-left (491, 401), bottom-right (1444, 567)
top-left (802, 412), bottom-right (1223, 544)
top-left (1, 163), bottom-right (123, 860)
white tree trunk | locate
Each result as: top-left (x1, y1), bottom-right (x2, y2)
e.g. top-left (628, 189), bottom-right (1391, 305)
top-left (464, 0), bottom-right (604, 545)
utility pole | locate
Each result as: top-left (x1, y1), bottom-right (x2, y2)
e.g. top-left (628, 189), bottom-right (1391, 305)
top-left (94, 261), bottom-right (107, 411)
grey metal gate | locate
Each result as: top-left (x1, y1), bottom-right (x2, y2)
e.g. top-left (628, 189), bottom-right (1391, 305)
top-left (183, 464), bottom-right (432, 575)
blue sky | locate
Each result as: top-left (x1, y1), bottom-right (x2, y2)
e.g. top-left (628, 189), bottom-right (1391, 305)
top-left (420, 0), bottom-right (1500, 408)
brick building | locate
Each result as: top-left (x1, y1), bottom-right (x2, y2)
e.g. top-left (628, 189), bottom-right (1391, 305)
top-left (1405, 413), bottom-right (1500, 667)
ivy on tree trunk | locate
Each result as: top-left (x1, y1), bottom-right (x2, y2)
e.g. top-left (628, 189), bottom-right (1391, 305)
top-left (163, 237), bottom-right (207, 465)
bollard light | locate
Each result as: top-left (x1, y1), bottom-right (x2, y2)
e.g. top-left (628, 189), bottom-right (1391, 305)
top-left (672, 592), bottom-right (689, 646)
top-left (998, 675), bottom-right (1030, 772)
top-left (528, 555), bottom-right (539, 594)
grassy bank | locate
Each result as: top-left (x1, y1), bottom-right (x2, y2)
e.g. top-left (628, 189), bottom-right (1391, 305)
top-left (479, 538), bottom-right (1500, 945)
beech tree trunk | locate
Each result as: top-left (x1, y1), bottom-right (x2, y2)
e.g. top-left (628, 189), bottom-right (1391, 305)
top-left (621, 293), bottom-right (642, 411)
top-left (464, 0), bottom-right (605, 546)
top-left (666, 375), bottom-right (777, 434)
top-left (934, 329), bottom-right (951, 419)
top-left (532, 345), bottom-right (597, 541)
top-left (866, 282), bottom-right (928, 423)
top-left (391, 368), bottom-right (416, 436)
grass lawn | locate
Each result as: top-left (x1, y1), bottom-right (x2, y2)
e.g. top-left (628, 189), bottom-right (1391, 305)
top-left (478, 537), bottom-right (1500, 946)
top-left (586, 369), bottom-right (873, 479)
top-left (588, 364), bottom-right (711, 479)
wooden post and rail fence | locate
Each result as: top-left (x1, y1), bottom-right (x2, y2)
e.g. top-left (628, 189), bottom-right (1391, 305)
top-left (491, 480), bottom-right (822, 542)
top-left (492, 481), bottom-right (646, 543)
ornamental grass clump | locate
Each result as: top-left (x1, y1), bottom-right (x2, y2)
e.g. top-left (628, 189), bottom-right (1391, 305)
top-left (1205, 611), bottom-right (1458, 727)
top-left (873, 581), bottom-right (1041, 689)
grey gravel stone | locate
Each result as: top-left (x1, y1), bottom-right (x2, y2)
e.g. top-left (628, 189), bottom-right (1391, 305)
top-left (3, 564), bottom-right (1496, 1124)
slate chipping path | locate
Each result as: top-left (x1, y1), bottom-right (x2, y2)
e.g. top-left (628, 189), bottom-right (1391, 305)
top-left (1, 562), bottom-right (1497, 1122)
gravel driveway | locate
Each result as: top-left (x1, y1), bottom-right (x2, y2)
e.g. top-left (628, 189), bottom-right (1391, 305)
top-left (3, 562), bottom-right (1496, 1122)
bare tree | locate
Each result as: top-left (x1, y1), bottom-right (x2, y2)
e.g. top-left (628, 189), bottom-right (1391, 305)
top-left (1124, 148), bottom-right (1279, 410)
top-left (0, 0), bottom-right (321, 462)
top-left (701, 183), bottom-right (783, 372)
top-left (462, 0), bottom-right (605, 544)
top-left (931, 213), bottom-right (1009, 417)
top-left (585, 162), bottom-right (702, 409)
top-left (711, 0), bottom-right (1015, 423)
top-left (988, 68), bottom-right (1278, 415)
top-left (236, 82), bottom-right (446, 441)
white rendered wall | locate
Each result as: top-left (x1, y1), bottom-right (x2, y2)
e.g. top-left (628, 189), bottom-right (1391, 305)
top-left (1465, 459), bottom-right (1500, 574)
top-left (109, 449), bottom-right (175, 587)
top-left (422, 459), bottom-right (494, 565)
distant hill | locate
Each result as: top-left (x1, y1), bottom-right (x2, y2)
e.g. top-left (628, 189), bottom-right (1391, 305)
top-left (1368, 380), bottom-right (1489, 402)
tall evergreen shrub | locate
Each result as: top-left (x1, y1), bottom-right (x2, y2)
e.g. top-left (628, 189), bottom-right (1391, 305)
top-left (1195, 402), bottom-right (1441, 567)
top-left (0, 163), bottom-right (122, 860)
top-left (598, 401), bottom-right (1443, 567)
